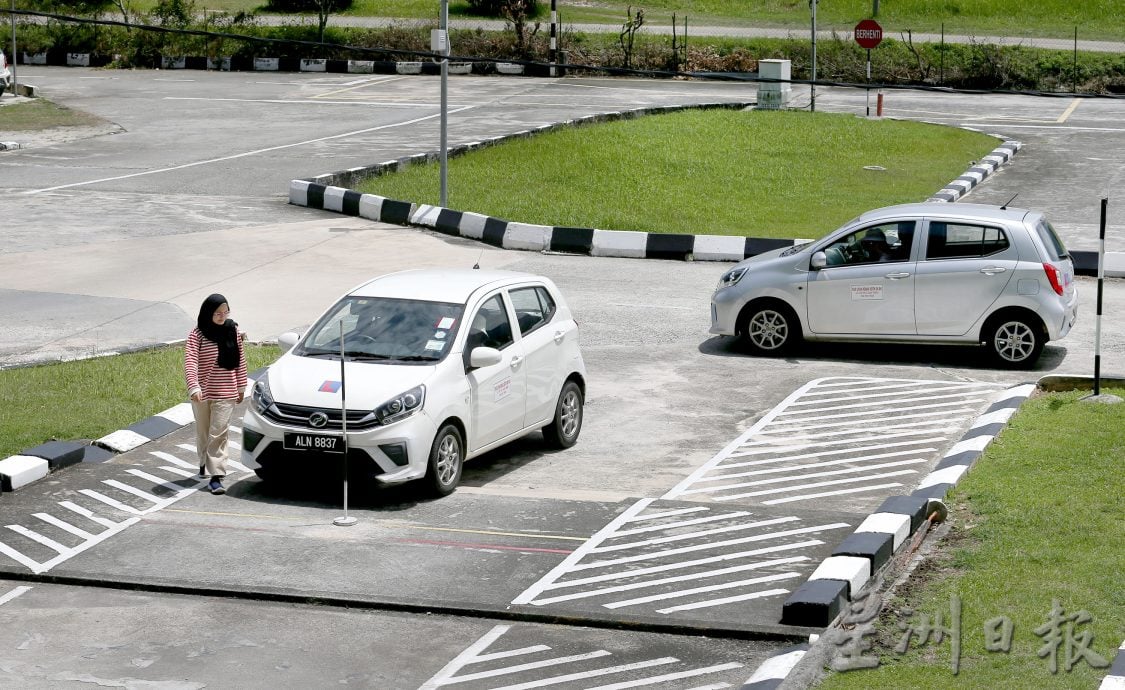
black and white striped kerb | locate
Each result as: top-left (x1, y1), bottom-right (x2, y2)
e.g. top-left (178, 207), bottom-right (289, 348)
top-left (928, 140), bottom-right (1021, 203)
top-left (779, 384), bottom-right (1035, 629)
top-left (741, 643), bottom-right (810, 690)
top-left (1101, 641), bottom-right (1125, 689)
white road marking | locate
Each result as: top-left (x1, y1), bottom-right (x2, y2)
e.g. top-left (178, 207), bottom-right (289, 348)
top-left (32, 513), bottom-right (95, 540)
top-left (475, 645), bottom-right (553, 662)
top-left (103, 479), bottom-right (164, 503)
top-left (623, 507), bottom-right (707, 522)
top-left (78, 489), bottom-right (146, 516)
top-left (489, 658), bottom-right (679, 690)
top-left (586, 666), bottom-right (741, 690)
top-left (712, 470), bottom-right (918, 501)
top-left (762, 483), bottom-right (905, 505)
top-left (700, 459), bottom-right (928, 488)
top-left (58, 501), bottom-right (118, 529)
top-left (603, 572), bottom-right (800, 609)
top-left (6, 525), bottom-right (69, 554)
top-left (613, 511), bottom-right (752, 536)
top-left (442, 650), bottom-right (613, 684)
top-left (656, 588), bottom-right (790, 614)
top-left (0, 586), bottom-right (32, 607)
top-left (591, 517), bottom-right (797, 552)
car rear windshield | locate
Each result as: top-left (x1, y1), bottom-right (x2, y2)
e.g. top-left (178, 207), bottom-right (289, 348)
top-left (1034, 218), bottom-right (1069, 262)
top-left (296, 296), bottom-right (464, 363)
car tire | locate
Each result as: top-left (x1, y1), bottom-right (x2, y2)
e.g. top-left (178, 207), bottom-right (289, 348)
top-left (739, 302), bottom-right (800, 355)
top-left (425, 424), bottom-right (464, 497)
top-left (986, 315), bottom-right (1044, 368)
top-left (543, 380), bottom-right (583, 449)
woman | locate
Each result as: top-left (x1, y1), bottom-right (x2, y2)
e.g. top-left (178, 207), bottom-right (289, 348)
top-left (184, 294), bottom-right (247, 495)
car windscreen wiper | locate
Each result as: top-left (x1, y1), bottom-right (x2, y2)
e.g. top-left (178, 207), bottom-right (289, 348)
top-left (300, 350), bottom-right (339, 358)
top-left (342, 352), bottom-right (394, 361)
top-left (392, 355), bottom-right (441, 362)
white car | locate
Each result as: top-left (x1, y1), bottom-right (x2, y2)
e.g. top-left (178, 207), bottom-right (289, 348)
top-left (242, 268), bottom-right (587, 496)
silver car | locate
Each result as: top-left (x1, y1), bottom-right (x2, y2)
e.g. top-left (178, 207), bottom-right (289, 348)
top-left (710, 202), bottom-right (1078, 367)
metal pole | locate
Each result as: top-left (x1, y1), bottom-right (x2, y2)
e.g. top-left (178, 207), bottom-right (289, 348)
top-left (865, 49), bottom-right (871, 116)
top-left (439, 0), bottom-right (449, 207)
top-left (809, 0), bottom-right (816, 112)
top-left (1072, 26), bottom-right (1078, 94)
top-left (1094, 198), bottom-right (1107, 396)
top-left (549, 0), bottom-right (557, 77)
top-left (9, 0), bottom-right (16, 96)
top-left (940, 23), bottom-right (944, 85)
top-left (333, 321), bottom-right (356, 527)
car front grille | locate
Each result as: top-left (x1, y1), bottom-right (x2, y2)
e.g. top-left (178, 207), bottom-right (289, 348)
top-left (264, 402), bottom-right (379, 431)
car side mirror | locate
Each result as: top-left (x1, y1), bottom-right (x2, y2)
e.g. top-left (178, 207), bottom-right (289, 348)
top-left (810, 251), bottom-right (827, 270)
top-left (278, 331), bottom-right (300, 353)
top-left (468, 346), bottom-right (502, 369)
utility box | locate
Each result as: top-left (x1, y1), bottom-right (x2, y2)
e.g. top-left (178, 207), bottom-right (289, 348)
top-left (757, 59), bottom-right (791, 110)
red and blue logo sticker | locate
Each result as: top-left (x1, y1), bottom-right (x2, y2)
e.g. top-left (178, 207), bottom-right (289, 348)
top-left (318, 380), bottom-right (342, 393)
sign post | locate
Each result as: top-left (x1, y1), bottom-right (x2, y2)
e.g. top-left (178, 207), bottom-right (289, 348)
top-left (854, 19), bottom-right (883, 116)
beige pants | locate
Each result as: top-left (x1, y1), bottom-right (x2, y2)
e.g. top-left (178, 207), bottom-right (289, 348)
top-left (191, 399), bottom-right (236, 478)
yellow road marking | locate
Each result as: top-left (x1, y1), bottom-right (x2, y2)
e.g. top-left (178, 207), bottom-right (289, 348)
top-left (1057, 99), bottom-right (1081, 123)
top-left (163, 508), bottom-right (588, 541)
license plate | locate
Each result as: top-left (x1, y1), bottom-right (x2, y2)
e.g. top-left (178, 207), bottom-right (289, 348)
top-left (284, 432), bottom-right (343, 453)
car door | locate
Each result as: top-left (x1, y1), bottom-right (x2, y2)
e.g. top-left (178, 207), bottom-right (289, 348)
top-left (465, 292), bottom-right (527, 451)
top-left (806, 220), bottom-right (919, 335)
top-left (914, 220), bottom-right (1019, 336)
top-left (508, 284), bottom-right (563, 428)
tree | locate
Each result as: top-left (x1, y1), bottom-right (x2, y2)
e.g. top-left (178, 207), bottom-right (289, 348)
top-left (265, 0), bottom-right (353, 43)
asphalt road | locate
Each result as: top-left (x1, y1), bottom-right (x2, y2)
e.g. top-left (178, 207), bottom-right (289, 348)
top-left (1, 69), bottom-right (1123, 688)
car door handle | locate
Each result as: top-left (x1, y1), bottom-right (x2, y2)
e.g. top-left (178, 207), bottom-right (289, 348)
top-left (980, 266), bottom-right (1007, 275)
top-left (553, 330), bottom-right (565, 344)
top-left (509, 355), bottom-right (523, 369)
top-left (884, 272), bottom-right (911, 279)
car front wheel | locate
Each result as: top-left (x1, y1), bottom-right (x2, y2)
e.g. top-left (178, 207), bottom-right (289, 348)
top-left (543, 380), bottom-right (583, 449)
top-left (987, 316), bottom-right (1044, 368)
top-left (425, 424), bottom-right (463, 496)
top-left (740, 303), bottom-right (799, 355)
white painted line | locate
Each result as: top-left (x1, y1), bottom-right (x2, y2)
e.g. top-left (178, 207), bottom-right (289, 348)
top-left (490, 657), bottom-right (680, 690)
top-left (730, 426), bottom-right (949, 455)
top-left (706, 459), bottom-right (927, 490)
top-left (681, 450), bottom-right (930, 491)
top-left (944, 435), bottom-right (992, 456)
top-left (161, 466), bottom-right (198, 478)
top-left (655, 588), bottom-right (789, 614)
top-left (418, 625), bottom-right (511, 690)
top-left (772, 398), bottom-right (990, 424)
top-left (604, 572), bottom-right (800, 609)
top-left (613, 511), bottom-right (752, 536)
top-left (531, 557), bottom-right (809, 606)
top-left (592, 517), bottom-right (797, 553)
top-left (103, 480), bottom-right (163, 504)
top-left (712, 470), bottom-right (917, 500)
top-left (442, 650), bottom-right (613, 684)
top-left (575, 524), bottom-right (851, 570)
top-left (713, 440), bottom-right (942, 473)
top-left (6, 525), bottom-right (71, 554)
top-left (512, 499), bottom-right (653, 605)
top-left (624, 507), bottom-right (708, 522)
top-left (760, 408), bottom-right (975, 435)
top-left (32, 513), bottom-right (95, 540)
top-left (474, 645), bottom-right (553, 663)
top-left (79, 489), bottom-right (146, 516)
top-left (787, 383), bottom-right (995, 406)
top-left (125, 469), bottom-right (194, 494)
top-left (25, 106), bottom-right (477, 195)
top-left (0, 541), bottom-right (44, 572)
top-left (227, 460), bottom-right (253, 474)
top-left (679, 684), bottom-right (730, 690)
top-left (762, 483), bottom-right (904, 505)
top-left (745, 648), bottom-right (807, 683)
top-left (960, 123), bottom-right (1125, 132)
top-left (584, 663), bottom-right (744, 689)
top-left (58, 501), bottom-right (119, 529)
top-left (0, 586), bottom-right (32, 607)
top-left (916, 465), bottom-right (969, 489)
top-left (155, 451), bottom-right (196, 469)
top-left (542, 542), bottom-right (822, 591)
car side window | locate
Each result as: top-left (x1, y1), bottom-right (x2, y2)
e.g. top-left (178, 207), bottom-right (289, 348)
top-left (466, 294), bottom-right (514, 351)
top-left (510, 286), bottom-right (556, 336)
top-left (824, 221), bottom-right (915, 266)
top-left (926, 222), bottom-right (1010, 260)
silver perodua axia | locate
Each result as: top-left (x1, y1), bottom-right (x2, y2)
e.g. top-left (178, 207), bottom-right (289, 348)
top-left (710, 203), bottom-right (1078, 367)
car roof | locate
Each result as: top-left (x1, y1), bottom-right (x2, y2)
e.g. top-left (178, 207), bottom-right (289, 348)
top-left (857, 202), bottom-right (1034, 224)
top-left (348, 268), bottom-right (546, 303)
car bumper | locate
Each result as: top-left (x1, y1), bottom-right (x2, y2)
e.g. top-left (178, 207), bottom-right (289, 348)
top-left (709, 288), bottom-right (743, 336)
top-left (241, 405), bottom-right (436, 484)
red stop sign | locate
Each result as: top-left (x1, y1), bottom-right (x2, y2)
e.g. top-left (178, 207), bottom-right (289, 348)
top-left (854, 19), bottom-right (883, 49)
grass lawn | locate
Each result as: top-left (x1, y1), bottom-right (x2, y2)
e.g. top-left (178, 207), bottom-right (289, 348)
top-left (817, 388), bottom-right (1125, 690)
top-left (358, 109), bottom-right (997, 239)
top-left (0, 345), bottom-right (280, 459)
top-left (0, 99), bottom-right (106, 132)
top-left (139, 0), bottom-right (1125, 40)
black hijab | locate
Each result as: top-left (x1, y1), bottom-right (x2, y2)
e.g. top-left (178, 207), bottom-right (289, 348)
top-left (197, 293), bottom-right (240, 370)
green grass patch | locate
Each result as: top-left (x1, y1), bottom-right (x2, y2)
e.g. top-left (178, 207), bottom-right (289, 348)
top-left (818, 388), bottom-right (1125, 690)
top-left (0, 99), bottom-right (106, 133)
top-left (0, 345), bottom-right (280, 459)
top-left (358, 109), bottom-right (996, 238)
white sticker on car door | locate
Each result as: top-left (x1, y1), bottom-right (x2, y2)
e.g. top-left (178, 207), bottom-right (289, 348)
top-left (494, 377), bottom-right (512, 401)
top-left (851, 285), bottom-right (884, 300)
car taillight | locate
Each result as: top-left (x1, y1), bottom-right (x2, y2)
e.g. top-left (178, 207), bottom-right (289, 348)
top-left (1042, 263), bottom-right (1064, 296)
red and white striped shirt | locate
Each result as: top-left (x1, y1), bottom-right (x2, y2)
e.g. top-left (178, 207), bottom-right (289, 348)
top-left (185, 327), bottom-right (247, 401)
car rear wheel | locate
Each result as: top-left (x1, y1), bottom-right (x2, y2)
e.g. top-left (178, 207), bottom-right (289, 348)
top-left (543, 380), bottom-right (583, 449)
top-left (740, 303), bottom-right (799, 355)
top-left (425, 424), bottom-right (463, 496)
top-left (986, 316), bottom-right (1044, 368)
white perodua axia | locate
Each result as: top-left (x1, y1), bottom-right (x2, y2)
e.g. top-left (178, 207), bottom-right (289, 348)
top-left (242, 268), bottom-right (587, 496)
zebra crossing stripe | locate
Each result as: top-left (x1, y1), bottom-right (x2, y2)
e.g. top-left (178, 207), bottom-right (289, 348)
top-left (758, 408), bottom-right (974, 434)
top-left (0, 586), bottom-right (32, 607)
top-left (488, 657), bottom-right (680, 690)
top-left (591, 517), bottom-right (797, 553)
top-left (613, 511), bottom-right (752, 536)
top-left (0, 541), bottom-right (44, 571)
top-left (103, 479), bottom-right (163, 503)
top-left (475, 644), bottom-right (553, 663)
top-left (126, 469), bottom-right (194, 494)
top-left (7, 525), bottom-right (71, 553)
top-left (79, 489), bottom-right (146, 515)
top-left (584, 663), bottom-right (744, 689)
top-left (446, 650), bottom-right (614, 684)
top-left (419, 624), bottom-right (511, 689)
top-left (603, 572), bottom-right (800, 609)
top-left (32, 513), bottom-right (95, 540)
top-left (763, 482), bottom-right (905, 505)
top-left (713, 469), bottom-right (918, 501)
top-left (656, 588), bottom-right (791, 614)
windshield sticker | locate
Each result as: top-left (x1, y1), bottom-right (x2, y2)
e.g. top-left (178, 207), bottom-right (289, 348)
top-left (851, 285), bottom-right (884, 301)
top-left (494, 377), bottom-right (512, 401)
top-left (437, 317), bottom-right (456, 329)
top-left (424, 339), bottom-right (445, 351)
top-left (434, 331), bottom-right (447, 339)
top-left (318, 380), bottom-right (342, 393)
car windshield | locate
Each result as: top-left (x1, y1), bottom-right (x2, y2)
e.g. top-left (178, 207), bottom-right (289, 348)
top-left (295, 296), bottom-right (464, 363)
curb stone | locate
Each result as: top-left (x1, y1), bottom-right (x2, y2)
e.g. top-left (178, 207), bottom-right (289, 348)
top-left (740, 642), bottom-right (810, 689)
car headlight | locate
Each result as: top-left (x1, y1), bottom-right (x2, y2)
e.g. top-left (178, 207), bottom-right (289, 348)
top-left (717, 266), bottom-right (748, 288)
top-left (375, 385), bottom-right (425, 425)
top-left (251, 377), bottom-right (275, 414)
